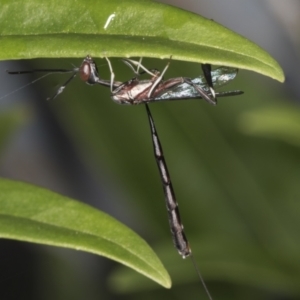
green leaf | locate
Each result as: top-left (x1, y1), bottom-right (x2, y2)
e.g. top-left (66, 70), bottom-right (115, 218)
top-left (0, 0), bottom-right (284, 82)
top-left (0, 178), bottom-right (171, 289)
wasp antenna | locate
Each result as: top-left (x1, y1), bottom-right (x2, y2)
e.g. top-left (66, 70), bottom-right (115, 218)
top-left (7, 68), bottom-right (78, 75)
top-left (46, 72), bottom-right (77, 101)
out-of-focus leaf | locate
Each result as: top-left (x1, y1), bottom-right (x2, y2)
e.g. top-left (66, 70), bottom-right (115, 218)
top-left (238, 104), bottom-right (300, 147)
top-left (0, 110), bottom-right (23, 149)
top-left (109, 237), bottom-right (300, 294)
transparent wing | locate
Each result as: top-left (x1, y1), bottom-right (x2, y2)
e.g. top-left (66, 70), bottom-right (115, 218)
top-left (155, 67), bottom-right (239, 101)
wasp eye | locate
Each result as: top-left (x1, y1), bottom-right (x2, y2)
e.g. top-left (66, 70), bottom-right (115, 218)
top-left (79, 62), bottom-right (90, 82)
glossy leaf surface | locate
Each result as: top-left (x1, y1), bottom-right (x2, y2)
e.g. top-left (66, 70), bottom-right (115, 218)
top-left (0, 178), bottom-right (171, 288)
top-left (0, 0), bottom-right (284, 81)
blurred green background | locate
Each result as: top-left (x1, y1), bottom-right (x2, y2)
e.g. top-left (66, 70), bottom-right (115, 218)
top-left (0, 1), bottom-right (299, 299)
